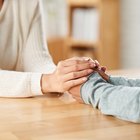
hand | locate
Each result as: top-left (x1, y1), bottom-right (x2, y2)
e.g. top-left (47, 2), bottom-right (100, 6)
top-left (41, 57), bottom-right (97, 93)
top-left (96, 68), bottom-right (109, 81)
top-left (69, 85), bottom-right (84, 103)
top-left (68, 69), bottom-right (109, 104)
top-left (92, 60), bottom-right (109, 81)
top-left (69, 60), bottom-right (109, 103)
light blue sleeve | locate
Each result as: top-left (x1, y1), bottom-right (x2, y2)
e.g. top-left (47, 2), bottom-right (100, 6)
top-left (81, 73), bottom-right (140, 123)
top-left (109, 76), bottom-right (140, 87)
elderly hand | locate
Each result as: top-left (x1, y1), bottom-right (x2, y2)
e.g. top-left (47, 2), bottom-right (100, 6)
top-left (41, 57), bottom-right (98, 93)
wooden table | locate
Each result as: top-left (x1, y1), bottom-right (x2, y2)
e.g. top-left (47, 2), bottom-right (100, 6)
top-left (0, 70), bottom-right (140, 140)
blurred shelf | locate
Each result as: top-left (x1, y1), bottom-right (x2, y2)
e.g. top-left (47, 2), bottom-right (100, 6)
top-left (67, 0), bottom-right (99, 7)
top-left (47, 37), bottom-right (65, 43)
top-left (66, 38), bottom-right (98, 48)
top-left (66, 0), bottom-right (120, 69)
top-left (47, 37), bottom-right (66, 64)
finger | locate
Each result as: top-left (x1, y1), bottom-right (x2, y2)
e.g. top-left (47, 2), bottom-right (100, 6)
top-left (95, 60), bottom-right (100, 68)
top-left (63, 62), bottom-right (96, 74)
top-left (101, 66), bottom-right (107, 72)
top-left (63, 69), bottom-right (93, 81)
top-left (63, 59), bottom-right (90, 67)
top-left (65, 77), bottom-right (88, 90)
top-left (66, 57), bottom-right (90, 61)
top-left (88, 59), bottom-right (99, 69)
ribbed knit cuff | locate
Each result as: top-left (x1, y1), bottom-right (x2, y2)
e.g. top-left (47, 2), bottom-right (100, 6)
top-left (31, 73), bottom-right (43, 96)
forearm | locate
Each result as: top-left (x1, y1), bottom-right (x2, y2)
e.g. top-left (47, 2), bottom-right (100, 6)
top-left (0, 70), bottom-right (43, 97)
top-left (109, 76), bottom-right (140, 87)
top-left (96, 69), bottom-right (140, 87)
top-left (81, 73), bottom-right (140, 123)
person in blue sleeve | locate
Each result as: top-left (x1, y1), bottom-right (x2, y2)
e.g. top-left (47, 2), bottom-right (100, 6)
top-left (69, 61), bottom-right (140, 123)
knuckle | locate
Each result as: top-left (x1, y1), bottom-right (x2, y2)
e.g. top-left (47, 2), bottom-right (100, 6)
top-left (74, 60), bottom-right (79, 65)
top-left (87, 63), bottom-right (91, 67)
top-left (74, 65), bottom-right (79, 71)
top-left (71, 81), bottom-right (75, 87)
top-left (72, 72), bottom-right (77, 78)
top-left (84, 70), bottom-right (89, 75)
top-left (58, 61), bottom-right (63, 66)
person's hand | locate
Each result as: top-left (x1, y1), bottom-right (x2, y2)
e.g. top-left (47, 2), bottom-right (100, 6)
top-left (96, 68), bottom-right (109, 81)
top-left (68, 68), bottom-right (109, 104)
top-left (69, 85), bottom-right (84, 103)
top-left (92, 60), bottom-right (109, 81)
top-left (41, 57), bottom-right (98, 93)
top-left (68, 60), bottom-right (109, 103)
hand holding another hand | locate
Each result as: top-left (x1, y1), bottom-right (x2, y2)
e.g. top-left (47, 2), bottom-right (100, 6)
top-left (68, 60), bottom-right (109, 103)
top-left (41, 57), bottom-right (98, 93)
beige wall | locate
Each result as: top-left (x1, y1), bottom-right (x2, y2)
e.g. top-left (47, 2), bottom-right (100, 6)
top-left (121, 0), bottom-right (140, 68)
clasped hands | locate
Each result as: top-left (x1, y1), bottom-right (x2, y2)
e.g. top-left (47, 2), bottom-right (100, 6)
top-left (68, 58), bottom-right (109, 103)
top-left (41, 57), bottom-right (109, 102)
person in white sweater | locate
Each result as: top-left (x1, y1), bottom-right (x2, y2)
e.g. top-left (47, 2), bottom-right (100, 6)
top-left (0, 0), bottom-right (96, 97)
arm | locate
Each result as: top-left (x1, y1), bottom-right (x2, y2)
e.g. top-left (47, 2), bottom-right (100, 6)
top-left (109, 76), bottom-right (140, 87)
top-left (98, 70), bottom-right (140, 87)
top-left (0, 70), bottom-right (42, 97)
top-left (70, 73), bottom-right (140, 123)
top-left (0, 58), bottom-right (95, 97)
top-left (82, 73), bottom-right (140, 122)
top-left (95, 67), bottom-right (140, 87)
top-left (0, 1), bottom-right (97, 97)
top-left (90, 61), bottom-right (140, 87)
top-left (20, 1), bottom-right (97, 94)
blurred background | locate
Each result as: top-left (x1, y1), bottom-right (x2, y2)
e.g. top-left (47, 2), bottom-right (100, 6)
top-left (44, 0), bottom-right (140, 70)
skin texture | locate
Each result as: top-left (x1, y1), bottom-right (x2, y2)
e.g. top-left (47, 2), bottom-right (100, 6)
top-left (41, 57), bottom-right (99, 93)
top-left (68, 63), bottom-right (110, 103)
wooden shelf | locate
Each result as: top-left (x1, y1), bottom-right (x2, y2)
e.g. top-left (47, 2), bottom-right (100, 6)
top-left (47, 37), bottom-right (66, 64)
top-left (66, 38), bottom-right (97, 48)
top-left (67, 0), bottom-right (99, 7)
top-left (66, 0), bottom-right (120, 70)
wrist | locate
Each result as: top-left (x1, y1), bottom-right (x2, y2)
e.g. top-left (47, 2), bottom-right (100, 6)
top-left (41, 74), bottom-right (54, 94)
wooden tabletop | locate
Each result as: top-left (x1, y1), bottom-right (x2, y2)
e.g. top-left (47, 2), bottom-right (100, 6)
top-left (0, 70), bottom-right (140, 140)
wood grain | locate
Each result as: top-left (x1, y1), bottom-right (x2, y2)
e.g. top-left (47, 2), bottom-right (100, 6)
top-left (0, 70), bottom-right (140, 140)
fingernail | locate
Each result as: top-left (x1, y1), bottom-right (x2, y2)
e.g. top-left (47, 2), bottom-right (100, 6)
top-left (95, 60), bottom-right (99, 65)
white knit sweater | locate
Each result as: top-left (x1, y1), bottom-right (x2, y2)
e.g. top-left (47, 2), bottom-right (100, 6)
top-left (0, 0), bottom-right (56, 97)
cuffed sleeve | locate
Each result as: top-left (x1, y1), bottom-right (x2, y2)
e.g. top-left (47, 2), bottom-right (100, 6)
top-left (0, 70), bottom-right (43, 97)
top-left (31, 73), bottom-right (43, 96)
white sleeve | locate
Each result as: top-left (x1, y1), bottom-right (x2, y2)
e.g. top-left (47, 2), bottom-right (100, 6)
top-left (23, 0), bottom-right (56, 74)
top-left (0, 70), bottom-right (43, 97)
top-left (0, 1), bottom-right (56, 97)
